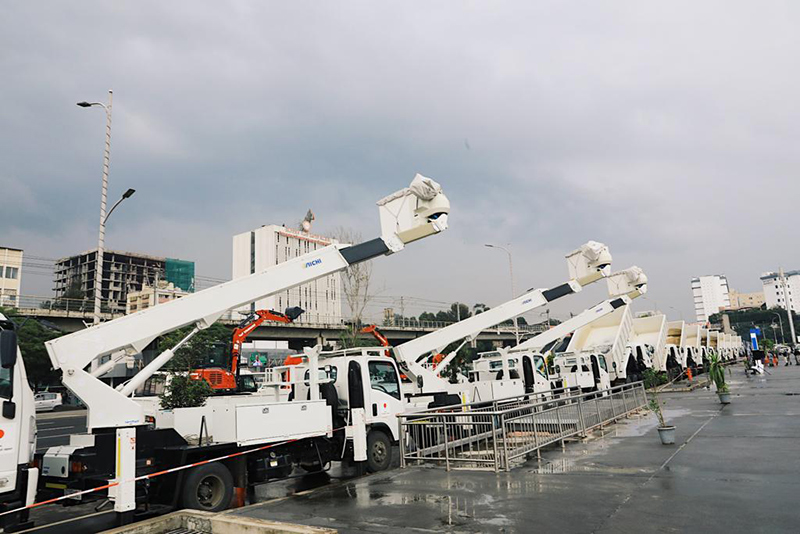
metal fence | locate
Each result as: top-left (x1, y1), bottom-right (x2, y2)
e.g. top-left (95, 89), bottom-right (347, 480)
top-left (399, 382), bottom-right (647, 472)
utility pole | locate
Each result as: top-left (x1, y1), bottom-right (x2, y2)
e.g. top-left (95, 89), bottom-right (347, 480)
top-left (780, 268), bottom-right (797, 347)
top-left (485, 243), bottom-right (520, 344)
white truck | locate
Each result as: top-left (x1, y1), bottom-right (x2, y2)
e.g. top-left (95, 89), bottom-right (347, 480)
top-left (699, 328), bottom-right (711, 369)
top-left (476, 267), bottom-right (648, 393)
top-left (626, 314), bottom-right (667, 375)
top-left (554, 304), bottom-right (634, 391)
top-left (709, 331), bottom-right (720, 362)
top-left (665, 320), bottom-right (687, 373)
top-left (0, 314), bottom-right (38, 530)
top-left (683, 324), bottom-right (702, 369)
top-left (389, 240), bottom-right (616, 407)
top-left (0, 175), bottom-right (451, 528)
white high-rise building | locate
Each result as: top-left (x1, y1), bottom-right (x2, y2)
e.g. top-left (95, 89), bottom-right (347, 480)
top-left (0, 247), bottom-right (23, 308)
top-left (691, 275), bottom-right (730, 322)
top-left (760, 271), bottom-right (800, 314)
top-left (232, 225), bottom-right (342, 324)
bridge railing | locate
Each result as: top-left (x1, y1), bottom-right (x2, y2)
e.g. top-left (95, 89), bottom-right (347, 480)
top-left (8, 294), bottom-right (548, 335)
top-left (8, 294), bottom-right (125, 319)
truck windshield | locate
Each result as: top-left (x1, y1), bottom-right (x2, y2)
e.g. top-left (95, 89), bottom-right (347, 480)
top-left (368, 361), bottom-right (400, 400)
top-left (534, 356), bottom-right (547, 378)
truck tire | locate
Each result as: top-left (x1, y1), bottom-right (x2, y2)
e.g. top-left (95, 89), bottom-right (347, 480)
top-left (181, 463), bottom-right (234, 512)
top-left (299, 462), bottom-right (323, 473)
top-left (366, 430), bottom-right (392, 473)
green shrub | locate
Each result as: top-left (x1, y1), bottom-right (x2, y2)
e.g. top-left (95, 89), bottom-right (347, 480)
top-left (159, 374), bottom-right (213, 410)
top-left (643, 368), bottom-right (667, 389)
top-left (707, 352), bottom-right (727, 393)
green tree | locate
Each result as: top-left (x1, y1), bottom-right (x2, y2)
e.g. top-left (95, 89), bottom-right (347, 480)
top-left (158, 322), bottom-right (233, 372)
top-left (51, 282), bottom-right (89, 311)
top-left (473, 303), bottom-right (489, 315)
top-left (710, 308), bottom-right (798, 346)
top-left (154, 322), bottom-right (232, 409)
top-left (0, 308), bottom-right (63, 389)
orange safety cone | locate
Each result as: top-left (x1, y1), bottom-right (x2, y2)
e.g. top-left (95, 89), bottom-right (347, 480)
top-left (687, 367), bottom-right (693, 381)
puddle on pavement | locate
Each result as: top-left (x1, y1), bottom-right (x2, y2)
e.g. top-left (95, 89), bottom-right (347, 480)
top-left (521, 408), bottom-right (690, 474)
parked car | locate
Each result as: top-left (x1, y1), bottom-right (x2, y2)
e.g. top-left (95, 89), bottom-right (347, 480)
top-left (34, 392), bottom-right (62, 412)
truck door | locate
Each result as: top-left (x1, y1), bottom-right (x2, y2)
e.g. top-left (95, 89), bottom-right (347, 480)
top-left (0, 326), bottom-right (34, 501)
top-left (348, 361), bottom-right (364, 409)
top-left (364, 359), bottom-right (403, 441)
top-left (590, 355), bottom-right (600, 390)
top-left (522, 355), bottom-right (535, 393)
top-left (597, 355), bottom-right (611, 390)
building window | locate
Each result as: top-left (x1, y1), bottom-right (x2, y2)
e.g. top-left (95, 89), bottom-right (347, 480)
top-left (4, 267), bottom-right (18, 280)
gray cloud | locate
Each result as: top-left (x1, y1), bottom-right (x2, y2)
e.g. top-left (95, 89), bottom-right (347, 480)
top-left (2, 1), bottom-right (799, 322)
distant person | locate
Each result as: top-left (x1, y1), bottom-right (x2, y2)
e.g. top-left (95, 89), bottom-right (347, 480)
top-left (752, 350), bottom-right (766, 375)
top-left (794, 346), bottom-right (800, 365)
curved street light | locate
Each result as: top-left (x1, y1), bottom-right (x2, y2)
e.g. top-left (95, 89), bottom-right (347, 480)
top-left (771, 312), bottom-right (785, 344)
top-left (78, 90), bottom-right (114, 325)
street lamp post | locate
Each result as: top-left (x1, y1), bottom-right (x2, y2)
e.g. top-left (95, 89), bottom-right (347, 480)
top-left (770, 323), bottom-right (779, 345)
top-left (771, 313), bottom-right (785, 344)
top-left (485, 243), bottom-right (520, 344)
top-left (78, 91), bottom-right (114, 325)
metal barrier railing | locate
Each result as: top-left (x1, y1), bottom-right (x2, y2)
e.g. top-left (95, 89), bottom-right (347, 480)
top-left (399, 382), bottom-right (647, 472)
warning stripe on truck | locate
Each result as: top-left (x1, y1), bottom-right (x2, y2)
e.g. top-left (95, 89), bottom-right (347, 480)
top-left (0, 433), bottom-right (305, 517)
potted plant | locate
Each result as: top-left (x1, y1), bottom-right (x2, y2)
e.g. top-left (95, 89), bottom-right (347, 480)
top-left (707, 352), bottom-right (731, 404)
top-left (648, 392), bottom-right (675, 445)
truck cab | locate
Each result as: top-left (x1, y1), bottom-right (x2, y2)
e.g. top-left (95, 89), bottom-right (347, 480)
top-left (469, 350), bottom-right (550, 399)
top-left (551, 351), bottom-right (611, 392)
top-left (665, 344), bottom-right (685, 374)
top-left (0, 314), bottom-right (38, 529)
top-left (291, 347), bottom-right (406, 472)
top-left (623, 344), bottom-right (653, 383)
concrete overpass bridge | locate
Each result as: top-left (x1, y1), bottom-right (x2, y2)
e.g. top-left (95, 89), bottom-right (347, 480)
top-left (12, 305), bottom-right (546, 350)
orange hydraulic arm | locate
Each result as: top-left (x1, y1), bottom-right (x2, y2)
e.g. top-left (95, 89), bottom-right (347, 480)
top-left (230, 309), bottom-right (298, 375)
top-left (192, 307), bottom-right (303, 392)
top-left (284, 324), bottom-right (391, 368)
top-left (360, 324), bottom-right (390, 350)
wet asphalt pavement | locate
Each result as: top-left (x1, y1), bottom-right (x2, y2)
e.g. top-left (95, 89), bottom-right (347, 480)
top-left (229, 364), bottom-right (800, 533)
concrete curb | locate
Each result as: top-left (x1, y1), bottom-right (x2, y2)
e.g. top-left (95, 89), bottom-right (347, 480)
top-left (102, 510), bottom-right (337, 534)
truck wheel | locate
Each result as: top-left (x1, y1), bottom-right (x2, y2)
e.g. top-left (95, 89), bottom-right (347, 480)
top-left (366, 430), bottom-right (392, 473)
top-left (181, 463), bottom-right (234, 512)
top-left (299, 462), bottom-right (323, 473)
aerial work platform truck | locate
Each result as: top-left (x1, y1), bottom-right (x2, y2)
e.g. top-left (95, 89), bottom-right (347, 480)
top-left (0, 175), bottom-right (451, 528)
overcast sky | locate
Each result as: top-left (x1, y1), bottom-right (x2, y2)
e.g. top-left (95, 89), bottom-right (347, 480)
top-left (3, 1), bottom-right (799, 323)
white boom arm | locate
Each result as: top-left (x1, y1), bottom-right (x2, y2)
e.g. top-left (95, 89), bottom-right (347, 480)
top-left (510, 267), bottom-right (648, 353)
top-left (46, 174), bottom-right (450, 431)
top-left (393, 241), bottom-right (613, 390)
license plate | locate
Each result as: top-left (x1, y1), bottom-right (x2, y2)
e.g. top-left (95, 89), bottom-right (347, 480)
top-left (64, 489), bottom-right (82, 501)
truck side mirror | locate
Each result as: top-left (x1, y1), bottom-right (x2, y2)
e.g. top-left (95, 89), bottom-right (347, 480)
top-left (2, 401), bottom-right (15, 419)
top-left (0, 330), bottom-right (18, 369)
